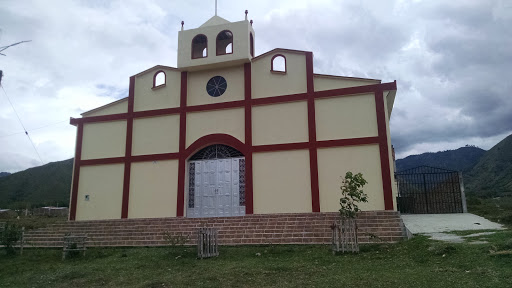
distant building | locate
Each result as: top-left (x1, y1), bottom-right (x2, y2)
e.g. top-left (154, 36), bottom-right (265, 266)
top-left (69, 12), bottom-right (398, 221)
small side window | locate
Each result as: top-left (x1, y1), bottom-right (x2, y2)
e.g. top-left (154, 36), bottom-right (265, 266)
top-left (271, 54), bottom-right (286, 73)
top-left (153, 71), bottom-right (166, 89)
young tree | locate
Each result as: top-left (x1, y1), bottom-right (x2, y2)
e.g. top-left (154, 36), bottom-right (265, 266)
top-left (339, 172), bottom-right (368, 219)
top-left (332, 172), bottom-right (368, 253)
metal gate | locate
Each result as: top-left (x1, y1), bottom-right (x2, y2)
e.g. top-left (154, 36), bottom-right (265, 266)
top-left (395, 166), bottom-right (465, 214)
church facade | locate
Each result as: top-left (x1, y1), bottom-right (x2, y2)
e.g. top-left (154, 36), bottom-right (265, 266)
top-left (68, 13), bottom-right (398, 221)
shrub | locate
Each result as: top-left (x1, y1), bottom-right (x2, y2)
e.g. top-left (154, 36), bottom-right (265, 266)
top-left (1, 223), bottom-right (22, 255)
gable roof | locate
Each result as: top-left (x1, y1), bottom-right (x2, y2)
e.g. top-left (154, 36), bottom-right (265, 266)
top-left (200, 15), bottom-right (230, 27)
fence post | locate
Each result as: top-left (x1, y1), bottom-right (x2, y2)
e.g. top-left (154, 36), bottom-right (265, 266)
top-left (458, 172), bottom-right (468, 213)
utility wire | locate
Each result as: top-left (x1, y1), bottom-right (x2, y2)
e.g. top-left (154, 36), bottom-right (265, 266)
top-left (0, 120), bottom-right (67, 138)
top-left (1, 85), bottom-right (44, 165)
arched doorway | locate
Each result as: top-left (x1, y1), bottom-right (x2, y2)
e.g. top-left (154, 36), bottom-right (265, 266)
top-left (187, 144), bottom-right (246, 218)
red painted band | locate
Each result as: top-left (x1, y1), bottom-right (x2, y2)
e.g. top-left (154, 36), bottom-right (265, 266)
top-left (71, 113), bottom-right (127, 125)
top-left (187, 100), bottom-right (245, 112)
top-left (315, 81), bottom-right (397, 99)
top-left (244, 62), bottom-right (254, 214)
top-left (374, 89), bottom-right (394, 210)
top-left (176, 71), bottom-right (188, 217)
top-left (132, 153), bottom-right (179, 162)
top-left (81, 157), bottom-right (125, 166)
top-left (121, 76), bottom-right (135, 219)
top-left (316, 137), bottom-right (379, 148)
top-left (253, 142), bottom-right (310, 153)
top-left (69, 123), bottom-right (83, 221)
top-left (133, 107), bottom-right (181, 119)
top-left (305, 52), bottom-right (320, 213)
top-left (251, 92), bottom-right (307, 106)
top-left (77, 136), bottom-right (381, 168)
top-left (69, 81), bottom-right (397, 126)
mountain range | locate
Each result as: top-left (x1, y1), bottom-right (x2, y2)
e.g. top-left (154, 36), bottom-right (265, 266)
top-left (0, 134), bottom-right (511, 208)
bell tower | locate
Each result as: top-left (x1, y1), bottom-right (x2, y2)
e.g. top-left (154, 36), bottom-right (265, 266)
top-left (177, 11), bottom-right (255, 71)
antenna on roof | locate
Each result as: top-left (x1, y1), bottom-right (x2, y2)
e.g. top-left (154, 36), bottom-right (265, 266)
top-left (215, 0), bottom-right (217, 16)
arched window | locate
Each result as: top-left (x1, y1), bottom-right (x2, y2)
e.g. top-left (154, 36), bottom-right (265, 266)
top-left (192, 34), bottom-right (208, 59)
top-left (250, 33), bottom-right (254, 57)
top-left (216, 30), bottom-right (233, 56)
top-left (153, 71), bottom-right (166, 88)
top-left (271, 54), bottom-right (286, 73)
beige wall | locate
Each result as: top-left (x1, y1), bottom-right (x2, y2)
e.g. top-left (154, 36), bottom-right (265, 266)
top-left (317, 145), bottom-right (385, 212)
top-left (178, 20), bottom-right (254, 70)
top-left (132, 115), bottom-right (180, 156)
top-left (314, 75), bottom-right (380, 92)
top-left (315, 94), bottom-right (378, 141)
top-left (82, 99), bottom-right (128, 117)
top-left (134, 68), bottom-right (181, 112)
top-left (252, 101), bottom-right (309, 145)
top-left (76, 164), bottom-right (124, 220)
top-left (187, 65), bottom-right (244, 106)
top-left (252, 52), bottom-right (307, 99)
top-left (186, 108), bottom-right (245, 147)
top-left (128, 160), bottom-right (179, 218)
top-left (383, 91), bottom-right (398, 209)
top-left (81, 121), bottom-right (127, 160)
top-left (253, 150), bottom-right (312, 214)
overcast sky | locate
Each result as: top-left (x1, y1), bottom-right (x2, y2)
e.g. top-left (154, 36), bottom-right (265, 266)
top-left (1, 0), bottom-right (511, 173)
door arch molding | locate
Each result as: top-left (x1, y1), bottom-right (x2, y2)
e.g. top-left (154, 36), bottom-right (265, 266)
top-left (184, 133), bottom-right (248, 160)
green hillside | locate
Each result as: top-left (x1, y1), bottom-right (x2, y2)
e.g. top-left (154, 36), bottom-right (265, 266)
top-left (0, 158), bottom-right (73, 208)
top-left (464, 134), bottom-right (512, 197)
top-left (396, 146), bottom-right (486, 172)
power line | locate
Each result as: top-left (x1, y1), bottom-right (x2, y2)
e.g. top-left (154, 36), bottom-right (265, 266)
top-left (0, 120), bottom-right (67, 138)
top-left (0, 40), bottom-right (31, 56)
top-left (1, 85), bottom-right (44, 165)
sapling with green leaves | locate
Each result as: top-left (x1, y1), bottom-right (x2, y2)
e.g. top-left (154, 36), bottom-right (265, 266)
top-left (339, 172), bottom-right (368, 219)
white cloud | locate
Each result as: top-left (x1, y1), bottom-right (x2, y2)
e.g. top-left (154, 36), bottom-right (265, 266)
top-left (1, 0), bottom-right (511, 172)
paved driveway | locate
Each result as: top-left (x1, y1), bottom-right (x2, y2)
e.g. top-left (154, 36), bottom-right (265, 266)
top-left (401, 213), bottom-right (504, 234)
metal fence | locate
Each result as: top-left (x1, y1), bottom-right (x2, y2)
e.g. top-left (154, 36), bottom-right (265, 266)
top-left (395, 166), bottom-right (466, 214)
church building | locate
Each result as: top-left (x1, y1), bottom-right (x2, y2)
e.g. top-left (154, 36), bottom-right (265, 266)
top-left (68, 12), bottom-right (398, 221)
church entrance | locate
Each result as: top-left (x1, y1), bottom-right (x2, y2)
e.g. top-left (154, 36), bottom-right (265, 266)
top-left (186, 144), bottom-right (246, 218)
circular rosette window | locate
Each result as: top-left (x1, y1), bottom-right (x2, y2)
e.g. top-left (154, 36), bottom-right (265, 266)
top-left (206, 76), bottom-right (227, 97)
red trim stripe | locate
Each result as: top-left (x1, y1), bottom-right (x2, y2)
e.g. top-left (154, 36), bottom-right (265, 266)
top-left (69, 123), bottom-right (83, 221)
top-left (81, 157), bottom-right (125, 166)
top-left (121, 76), bottom-right (135, 219)
top-left (305, 52), bottom-right (320, 213)
top-left (374, 89), bottom-right (394, 210)
top-left (69, 82), bottom-right (397, 126)
top-left (253, 142), bottom-right (310, 153)
top-left (176, 71), bottom-right (188, 217)
top-left (244, 63), bottom-right (254, 214)
top-left (316, 137), bottom-right (379, 148)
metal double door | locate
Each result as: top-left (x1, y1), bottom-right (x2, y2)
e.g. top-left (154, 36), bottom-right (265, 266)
top-left (188, 158), bottom-right (245, 218)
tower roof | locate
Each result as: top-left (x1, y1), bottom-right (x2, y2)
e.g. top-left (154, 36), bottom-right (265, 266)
top-left (200, 15), bottom-right (231, 27)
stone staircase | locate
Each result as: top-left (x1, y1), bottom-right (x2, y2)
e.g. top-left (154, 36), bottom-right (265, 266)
top-left (23, 211), bottom-right (404, 247)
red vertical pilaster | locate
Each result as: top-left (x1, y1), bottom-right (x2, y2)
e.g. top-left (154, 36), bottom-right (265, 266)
top-left (176, 71), bottom-right (188, 217)
top-left (121, 76), bottom-right (135, 218)
top-left (306, 52), bottom-right (320, 212)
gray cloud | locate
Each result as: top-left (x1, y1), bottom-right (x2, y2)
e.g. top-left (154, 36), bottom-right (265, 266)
top-left (1, 0), bottom-right (511, 172)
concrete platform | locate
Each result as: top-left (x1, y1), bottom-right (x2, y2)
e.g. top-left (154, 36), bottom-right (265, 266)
top-left (401, 213), bottom-right (504, 234)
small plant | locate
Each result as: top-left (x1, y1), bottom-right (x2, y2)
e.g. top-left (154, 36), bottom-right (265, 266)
top-left (1, 223), bottom-right (22, 255)
top-left (333, 172), bottom-right (368, 254)
top-left (339, 172), bottom-right (368, 219)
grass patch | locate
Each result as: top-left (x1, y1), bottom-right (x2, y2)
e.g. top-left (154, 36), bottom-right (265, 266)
top-left (1, 231), bottom-right (512, 288)
top-left (467, 196), bottom-right (512, 226)
top-left (0, 215), bottom-right (67, 230)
